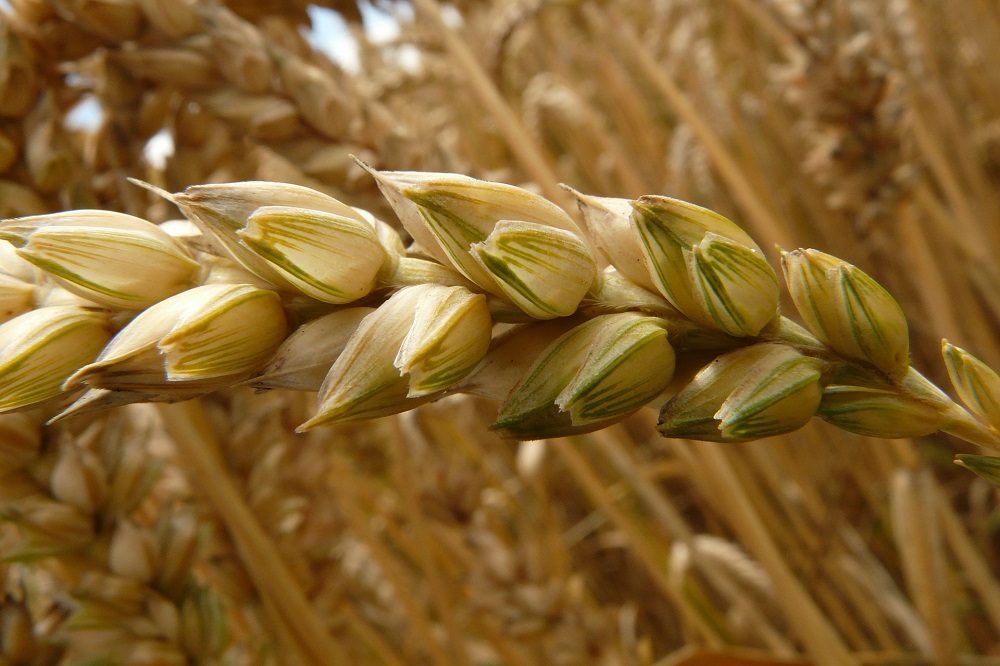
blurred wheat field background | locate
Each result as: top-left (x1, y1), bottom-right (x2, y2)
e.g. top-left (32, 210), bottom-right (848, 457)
top-left (1, 0), bottom-right (1000, 664)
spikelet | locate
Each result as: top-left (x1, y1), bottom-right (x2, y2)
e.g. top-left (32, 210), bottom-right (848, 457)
top-left (0, 210), bottom-right (199, 309)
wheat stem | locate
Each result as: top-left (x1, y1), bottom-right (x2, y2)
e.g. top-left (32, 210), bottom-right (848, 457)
top-left (690, 442), bottom-right (859, 666)
top-left (591, 426), bottom-right (798, 656)
top-left (329, 453), bottom-right (456, 666)
top-left (342, 606), bottom-right (410, 666)
top-left (896, 201), bottom-right (964, 343)
top-left (156, 399), bottom-right (341, 666)
top-left (587, 3), bottom-right (793, 251)
top-left (392, 413), bottom-right (473, 666)
top-left (550, 436), bottom-right (728, 647)
top-left (410, 0), bottom-right (569, 210)
top-left (934, 484), bottom-right (1000, 634)
top-left (909, 106), bottom-right (986, 248)
top-left (891, 467), bottom-right (958, 666)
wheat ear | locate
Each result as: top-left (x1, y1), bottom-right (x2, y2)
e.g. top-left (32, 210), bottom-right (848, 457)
top-left (0, 167), bottom-right (998, 471)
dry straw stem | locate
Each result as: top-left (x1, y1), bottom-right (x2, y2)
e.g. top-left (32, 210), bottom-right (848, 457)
top-left (550, 436), bottom-right (725, 647)
top-left (934, 486), bottom-right (1000, 632)
top-left (680, 440), bottom-right (857, 666)
top-left (410, 0), bottom-right (569, 210)
top-left (156, 400), bottom-right (341, 666)
top-left (391, 413), bottom-right (472, 666)
top-left (589, 425), bottom-right (797, 656)
top-left (328, 453), bottom-right (456, 666)
top-left (891, 466), bottom-right (958, 665)
top-left (584, 3), bottom-right (792, 252)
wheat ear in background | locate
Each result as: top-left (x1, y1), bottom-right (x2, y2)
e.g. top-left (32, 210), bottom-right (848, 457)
top-left (3, 1), bottom-right (1000, 665)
